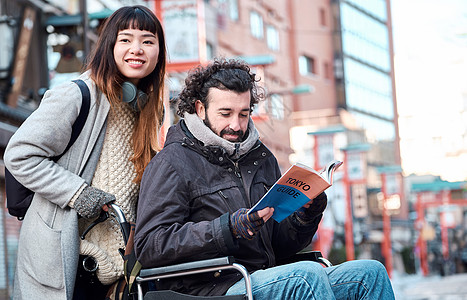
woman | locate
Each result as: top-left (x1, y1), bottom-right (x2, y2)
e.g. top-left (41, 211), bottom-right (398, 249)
top-left (4, 5), bottom-right (166, 299)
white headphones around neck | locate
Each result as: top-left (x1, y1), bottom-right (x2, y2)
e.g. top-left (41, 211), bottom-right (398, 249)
top-left (121, 81), bottom-right (148, 112)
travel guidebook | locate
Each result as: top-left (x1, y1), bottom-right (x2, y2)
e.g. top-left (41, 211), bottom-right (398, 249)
top-left (249, 160), bottom-right (343, 222)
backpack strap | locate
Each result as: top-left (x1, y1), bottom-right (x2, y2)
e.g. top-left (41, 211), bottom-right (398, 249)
top-left (54, 79), bottom-right (90, 161)
top-left (5, 79), bottom-right (91, 220)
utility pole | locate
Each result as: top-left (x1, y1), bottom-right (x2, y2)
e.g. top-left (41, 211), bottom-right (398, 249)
top-left (80, 0), bottom-right (89, 59)
top-left (381, 173), bottom-right (393, 278)
top-left (7, 6), bottom-right (35, 107)
top-left (343, 150), bottom-right (355, 260)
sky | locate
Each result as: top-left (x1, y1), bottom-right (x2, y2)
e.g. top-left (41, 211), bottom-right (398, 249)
top-left (391, 0), bottom-right (467, 182)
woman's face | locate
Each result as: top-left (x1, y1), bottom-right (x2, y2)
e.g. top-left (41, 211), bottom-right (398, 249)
top-left (113, 28), bottom-right (159, 85)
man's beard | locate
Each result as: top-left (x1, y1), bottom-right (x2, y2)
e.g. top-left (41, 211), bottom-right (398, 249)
top-left (203, 116), bottom-right (244, 142)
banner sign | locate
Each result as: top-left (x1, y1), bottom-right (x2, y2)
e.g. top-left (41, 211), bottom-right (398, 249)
top-left (384, 173), bottom-right (401, 196)
top-left (347, 151), bottom-right (365, 181)
top-left (352, 183), bottom-right (368, 218)
top-left (162, 0), bottom-right (200, 63)
top-left (317, 135), bottom-right (334, 169)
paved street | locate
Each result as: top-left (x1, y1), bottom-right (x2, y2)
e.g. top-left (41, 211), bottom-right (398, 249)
top-left (392, 272), bottom-right (467, 300)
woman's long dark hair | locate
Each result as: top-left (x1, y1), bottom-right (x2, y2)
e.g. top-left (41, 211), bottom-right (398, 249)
top-left (86, 5), bottom-right (167, 183)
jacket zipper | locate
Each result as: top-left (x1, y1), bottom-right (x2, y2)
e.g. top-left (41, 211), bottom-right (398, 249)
top-left (233, 161), bottom-right (241, 179)
top-left (225, 157), bottom-right (250, 208)
top-left (218, 190), bottom-right (235, 212)
top-left (230, 155), bottom-right (274, 268)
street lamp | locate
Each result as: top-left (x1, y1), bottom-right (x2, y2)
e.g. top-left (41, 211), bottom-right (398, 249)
top-left (291, 84), bottom-right (315, 95)
top-left (267, 83), bottom-right (315, 96)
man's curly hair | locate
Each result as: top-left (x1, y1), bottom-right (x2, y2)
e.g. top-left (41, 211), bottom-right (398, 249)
top-left (176, 58), bottom-right (264, 117)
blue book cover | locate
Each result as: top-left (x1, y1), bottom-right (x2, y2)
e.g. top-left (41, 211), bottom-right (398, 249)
top-left (249, 160), bottom-right (343, 222)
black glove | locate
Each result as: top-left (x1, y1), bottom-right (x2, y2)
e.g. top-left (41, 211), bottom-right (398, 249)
top-left (74, 186), bottom-right (115, 219)
top-left (230, 208), bottom-right (265, 240)
top-left (294, 192), bottom-right (327, 224)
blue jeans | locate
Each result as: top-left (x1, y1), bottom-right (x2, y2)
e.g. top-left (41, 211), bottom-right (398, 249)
top-left (225, 260), bottom-right (395, 299)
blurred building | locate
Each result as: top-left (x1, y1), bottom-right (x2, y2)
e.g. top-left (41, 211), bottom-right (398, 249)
top-left (0, 0), bottom-right (415, 297)
top-left (162, 0), bottom-right (409, 273)
top-left (328, 0), bottom-right (408, 268)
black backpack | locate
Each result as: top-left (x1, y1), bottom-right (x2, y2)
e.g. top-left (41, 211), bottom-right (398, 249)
top-left (5, 79), bottom-right (90, 220)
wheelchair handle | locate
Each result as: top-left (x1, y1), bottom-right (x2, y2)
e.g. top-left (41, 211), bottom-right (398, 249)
top-left (109, 203), bottom-right (131, 245)
top-left (80, 210), bottom-right (109, 240)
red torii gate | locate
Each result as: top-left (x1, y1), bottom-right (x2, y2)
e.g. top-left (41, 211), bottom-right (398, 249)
top-left (416, 189), bottom-right (467, 276)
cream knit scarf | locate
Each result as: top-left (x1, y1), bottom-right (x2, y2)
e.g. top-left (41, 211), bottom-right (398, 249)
top-left (78, 101), bottom-right (139, 285)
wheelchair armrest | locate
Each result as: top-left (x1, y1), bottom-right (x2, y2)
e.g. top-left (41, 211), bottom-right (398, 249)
top-left (139, 256), bottom-right (236, 278)
top-left (137, 257), bottom-right (254, 300)
top-left (277, 250), bottom-right (333, 267)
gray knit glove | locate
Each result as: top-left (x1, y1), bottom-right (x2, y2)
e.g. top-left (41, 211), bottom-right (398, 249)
top-left (74, 186), bottom-right (116, 219)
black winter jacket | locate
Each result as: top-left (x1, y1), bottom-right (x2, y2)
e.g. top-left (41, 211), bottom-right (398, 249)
top-left (135, 120), bottom-right (324, 296)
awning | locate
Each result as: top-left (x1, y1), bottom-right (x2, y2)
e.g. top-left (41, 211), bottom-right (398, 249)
top-left (45, 9), bottom-right (114, 27)
top-left (46, 14), bottom-right (82, 27)
top-left (235, 55), bottom-right (275, 66)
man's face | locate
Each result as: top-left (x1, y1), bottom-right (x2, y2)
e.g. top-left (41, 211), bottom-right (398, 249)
top-left (195, 88), bottom-right (251, 142)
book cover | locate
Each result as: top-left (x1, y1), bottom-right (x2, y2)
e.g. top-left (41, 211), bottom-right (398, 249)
top-left (249, 160), bottom-right (343, 222)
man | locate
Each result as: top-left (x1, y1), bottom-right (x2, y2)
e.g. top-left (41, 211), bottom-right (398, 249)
top-left (135, 58), bottom-right (395, 299)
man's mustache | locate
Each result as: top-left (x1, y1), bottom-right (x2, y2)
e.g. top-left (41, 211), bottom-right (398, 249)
top-left (221, 128), bottom-right (244, 140)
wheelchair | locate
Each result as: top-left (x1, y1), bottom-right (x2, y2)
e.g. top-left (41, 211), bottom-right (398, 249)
top-left (105, 204), bottom-right (332, 300)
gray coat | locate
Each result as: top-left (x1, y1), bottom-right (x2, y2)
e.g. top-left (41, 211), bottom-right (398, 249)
top-left (4, 71), bottom-right (110, 299)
